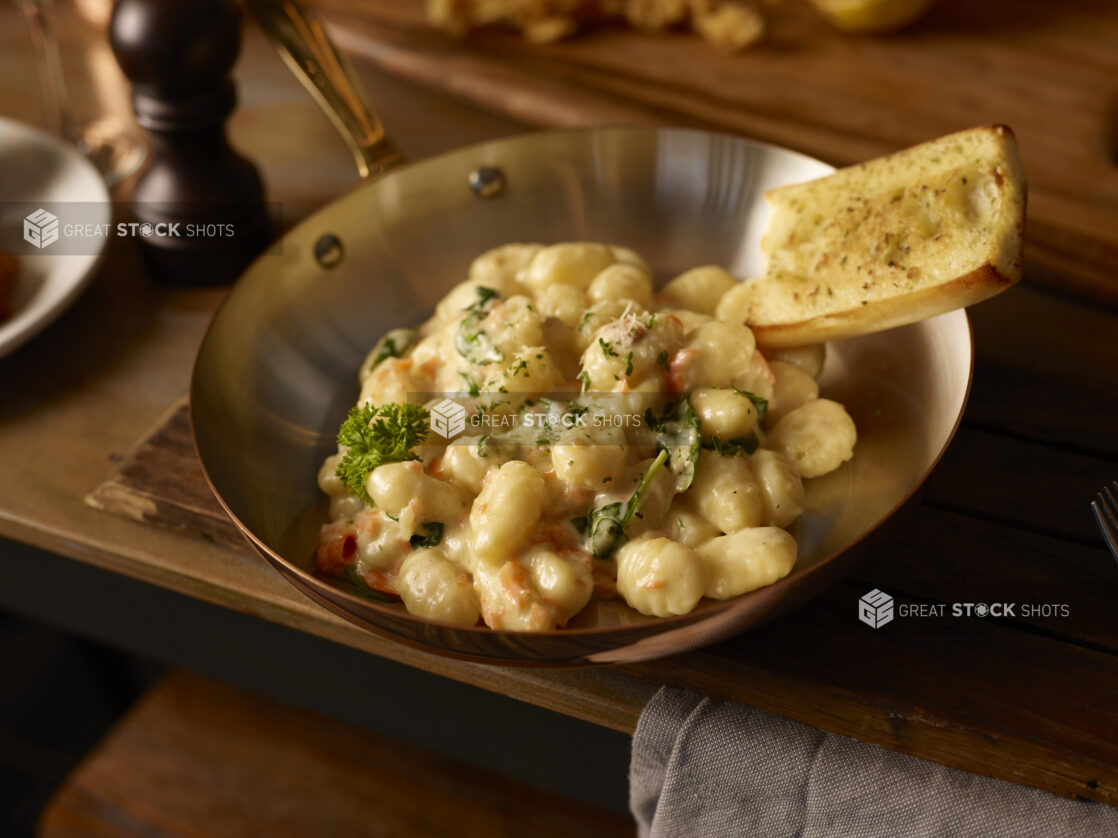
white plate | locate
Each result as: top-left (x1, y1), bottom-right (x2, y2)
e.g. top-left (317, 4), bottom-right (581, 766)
top-left (0, 117), bottom-right (110, 359)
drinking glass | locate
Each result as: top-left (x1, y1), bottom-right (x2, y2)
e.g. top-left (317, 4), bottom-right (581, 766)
top-left (15, 0), bottom-right (145, 187)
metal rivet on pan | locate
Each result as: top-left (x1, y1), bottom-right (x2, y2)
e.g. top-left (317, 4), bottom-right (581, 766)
top-left (314, 234), bottom-right (344, 268)
top-left (469, 166), bottom-right (505, 199)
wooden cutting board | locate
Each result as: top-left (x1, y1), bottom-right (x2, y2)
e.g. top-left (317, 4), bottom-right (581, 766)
top-left (85, 398), bottom-right (248, 554)
top-left (312, 0), bottom-right (1118, 306)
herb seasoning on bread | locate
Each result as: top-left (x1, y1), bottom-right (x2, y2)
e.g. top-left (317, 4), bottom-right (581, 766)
top-left (721, 125), bottom-right (1026, 346)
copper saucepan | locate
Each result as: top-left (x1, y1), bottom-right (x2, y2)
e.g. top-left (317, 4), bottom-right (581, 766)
top-left (190, 0), bottom-right (973, 665)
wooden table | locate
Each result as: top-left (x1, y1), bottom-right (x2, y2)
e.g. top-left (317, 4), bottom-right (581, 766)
top-left (2, 0), bottom-right (1116, 813)
top-left (39, 671), bottom-right (634, 838)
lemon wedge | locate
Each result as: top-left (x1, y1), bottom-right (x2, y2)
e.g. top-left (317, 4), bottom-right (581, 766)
top-left (810, 0), bottom-right (935, 33)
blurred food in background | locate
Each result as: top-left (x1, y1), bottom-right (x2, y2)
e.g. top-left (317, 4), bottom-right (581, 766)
top-left (426, 0), bottom-right (766, 52)
top-left (426, 0), bottom-right (935, 52)
top-left (807, 0), bottom-right (934, 32)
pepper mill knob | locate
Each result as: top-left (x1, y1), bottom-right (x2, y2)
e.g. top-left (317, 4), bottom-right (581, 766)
top-left (110, 0), bottom-right (270, 285)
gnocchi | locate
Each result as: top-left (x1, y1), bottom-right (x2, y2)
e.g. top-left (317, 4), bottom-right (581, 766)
top-left (697, 527), bottom-right (798, 600)
top-left (616, 536), bottom-right (710, 617)
top-left (316, 242), bottom-right (857, 630)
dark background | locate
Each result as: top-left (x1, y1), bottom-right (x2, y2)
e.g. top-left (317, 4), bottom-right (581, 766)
top-left (0, 539), bottom-right (632, 836)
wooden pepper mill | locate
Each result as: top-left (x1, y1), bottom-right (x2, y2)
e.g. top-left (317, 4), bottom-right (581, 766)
top-left (109, 0), bottom-right (270, 285)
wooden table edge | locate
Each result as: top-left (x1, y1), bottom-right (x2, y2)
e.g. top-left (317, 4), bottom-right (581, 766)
top-left (0, 511), bottom-right (653, 735)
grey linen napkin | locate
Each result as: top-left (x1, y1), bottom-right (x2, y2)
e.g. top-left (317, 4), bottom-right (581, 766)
top-left (630, 687), bottom-right (1118, 838)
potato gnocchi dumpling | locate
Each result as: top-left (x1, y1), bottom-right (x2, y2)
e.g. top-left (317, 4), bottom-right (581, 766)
top-left (316, 242), bottom-right (857, 630)
top-left (616, 536), bottom-right (710, 618)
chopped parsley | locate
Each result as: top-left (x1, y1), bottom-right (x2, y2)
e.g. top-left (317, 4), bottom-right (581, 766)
top-left (599, 338), bottom-right (619, 358)
top-left (459, 371), bottom-right (480, 396)
top-left (656, 350), bottom-right (670, 371)
top-left (455, 286), bottom-right (504, 365)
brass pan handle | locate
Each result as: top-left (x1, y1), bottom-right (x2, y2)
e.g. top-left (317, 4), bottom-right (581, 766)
top-left (244, 0), bottom-right (404, 179)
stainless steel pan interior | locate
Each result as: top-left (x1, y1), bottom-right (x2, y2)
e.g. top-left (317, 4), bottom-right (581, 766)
top-left (190, 2), bottom-right (972, 664)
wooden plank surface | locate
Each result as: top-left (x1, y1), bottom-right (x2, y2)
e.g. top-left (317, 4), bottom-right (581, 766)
top-left (2, 0), bottom-right (1117, 814)
top-left (861, 507), bottom-right (1118, 654)
top-left (39, 671), bottom-right (634, 838)
top-left (964, 282), bottom-right (1118, 456)
top-left (82, 285), bottom-right (1118, 805)
top-left (314, 0), bottom-right (1118, 306)
top-left (85, 398), bottom-right (249, 554)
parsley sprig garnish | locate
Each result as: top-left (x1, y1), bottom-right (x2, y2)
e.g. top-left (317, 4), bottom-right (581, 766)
top-left (335, 403), bottom-right (429, 505)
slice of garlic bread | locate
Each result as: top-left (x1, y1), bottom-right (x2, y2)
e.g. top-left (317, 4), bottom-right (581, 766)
top-left (740, 125), bottom-right (1025, 347)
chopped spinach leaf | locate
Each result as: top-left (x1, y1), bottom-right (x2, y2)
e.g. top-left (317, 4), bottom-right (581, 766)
top-left (361, 328), bottom-right (417, 378)
top-left (705, 434), bottom-right (759, 457)
top-left (344, 565), bottom-right (398, 603)
top-left (586, 449), bottom-right (669, 558)
top-left (644, 397), bottom-right (701, 493)
top-left (409, 522), bottom-right (444, 549)
top-left (734, 388), bottom-right (769, 427)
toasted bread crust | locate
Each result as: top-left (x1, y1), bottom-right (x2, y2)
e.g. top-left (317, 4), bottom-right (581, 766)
top-left (747, 125), bottom-right (1026, 345)
top-left (751, 261), bottom-right (1014, 347)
